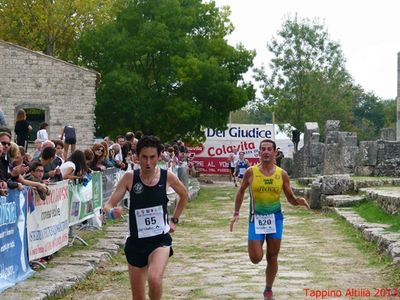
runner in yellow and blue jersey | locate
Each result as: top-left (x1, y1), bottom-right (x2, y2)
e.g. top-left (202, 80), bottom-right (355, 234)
top-left (230, 139), bottom-right (309, 300)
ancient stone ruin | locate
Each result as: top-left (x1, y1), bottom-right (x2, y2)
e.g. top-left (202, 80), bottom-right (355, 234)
top-left (292, 120), bottom-right (400, 178)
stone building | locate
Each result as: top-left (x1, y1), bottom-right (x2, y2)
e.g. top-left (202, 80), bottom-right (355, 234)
top-left (0, 40), bottom-right (99, 149)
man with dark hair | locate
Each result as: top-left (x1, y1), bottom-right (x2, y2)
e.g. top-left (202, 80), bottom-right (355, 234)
top-left (230, 139), bottom-right (309, 300)
top-left (31, 146), bottom-right (61, 181)
top-left (24, 161), bottom-right (50, 200)
top-left (135, 130), bottom-right (143, 141)
top-left (103, 135), bottom-right (188, 300)
top-left (115, 135), bottom-right (126, 146)
top-left (0, 130), bottom-right (26, 188)
top-left (125, 131), bottom-right (137, 155)
top-left (125, 131), bottom-right (135, 142)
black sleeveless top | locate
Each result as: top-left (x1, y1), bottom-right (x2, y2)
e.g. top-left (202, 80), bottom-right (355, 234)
top-left (129, 168), bottom-right (170, 242)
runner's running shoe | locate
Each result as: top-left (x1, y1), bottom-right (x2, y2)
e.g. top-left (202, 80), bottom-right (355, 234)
top-left (263, 289), bottom-right (274, 300)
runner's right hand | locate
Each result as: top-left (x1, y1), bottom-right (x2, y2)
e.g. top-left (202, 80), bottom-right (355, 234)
top-left (112, 206), bottom-right (123, 219)
top-left (229, 215), bottom-right (239, 232)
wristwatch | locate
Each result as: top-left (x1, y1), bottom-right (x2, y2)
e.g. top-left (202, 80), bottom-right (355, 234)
top-left (170, 217), bottom-right (179, 224)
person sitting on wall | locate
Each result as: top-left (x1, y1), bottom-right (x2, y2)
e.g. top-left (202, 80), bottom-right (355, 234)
top-left (292, 129), bottom-right (300, 152)
top-left (275, 148), bottom-right (284, 167)
top-left (60, 124), bottom-right (76, 160)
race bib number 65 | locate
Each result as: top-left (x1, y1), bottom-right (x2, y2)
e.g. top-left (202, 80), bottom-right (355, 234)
top-left (135, 205), bottom-right (165, 238)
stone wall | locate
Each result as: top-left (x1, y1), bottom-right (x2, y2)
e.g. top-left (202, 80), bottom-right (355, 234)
top-left (323, 121), bottom-right (358, 175)
top-left (293, 120), bottom-right (400, 178)
top-left (380, 128), bottom-right (396, 141)
top-left (355, 140), bottom-right (400, 176)
top-left (0, 40), bottom-right (98, 149)
top-left (292, 122), bottom-right (324, 177)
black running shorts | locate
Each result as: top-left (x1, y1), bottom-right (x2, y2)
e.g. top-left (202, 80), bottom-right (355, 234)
top-left (124, 234), bottom-right (173, 268)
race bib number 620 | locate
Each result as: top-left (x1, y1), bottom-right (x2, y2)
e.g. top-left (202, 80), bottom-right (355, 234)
top-left (254, 213), bottom-right (276, 234)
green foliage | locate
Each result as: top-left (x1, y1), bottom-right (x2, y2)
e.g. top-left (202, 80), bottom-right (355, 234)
top-left (75, 0), bottom-right (255, 141)
top-left (382, 98), bottom-right (397, 128)
top-left (350, 88), bottom-right (385, 140)
top-left (256, 16), bottom-right (356, 134)
top-left (0, 0), bottom-right (115, 59)
top-left (255, 15), bottom-right (396, 139)
top-left (230, 101), bottom-right (273, 124)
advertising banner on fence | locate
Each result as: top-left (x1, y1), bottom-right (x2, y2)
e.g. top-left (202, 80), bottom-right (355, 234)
top-left (189, 123), bottom-right (275, 174)
top-left (68, 173), bottom-right (103, 226)
top-left (0, 189), bottom-right (34, 293)
top-left (27, 182), bottom-right (69, 261)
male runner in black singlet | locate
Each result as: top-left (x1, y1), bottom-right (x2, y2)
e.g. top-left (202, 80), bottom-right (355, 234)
top-left (104, 135), bottom-right (188, 300)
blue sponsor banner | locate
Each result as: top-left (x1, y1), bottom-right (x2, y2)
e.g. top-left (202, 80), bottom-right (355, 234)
top-left (0, 188), bottom-right (34, 293)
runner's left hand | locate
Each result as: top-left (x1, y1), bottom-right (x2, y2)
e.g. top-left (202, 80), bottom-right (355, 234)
top-left (296, 197), bottom-right (310, 209)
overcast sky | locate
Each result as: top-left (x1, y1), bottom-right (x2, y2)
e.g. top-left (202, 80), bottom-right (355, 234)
top-left (213, 0), bottom-right (400, 100)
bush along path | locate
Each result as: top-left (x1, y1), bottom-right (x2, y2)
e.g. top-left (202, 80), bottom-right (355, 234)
top-left (55, 181), bottom-right (399, 300)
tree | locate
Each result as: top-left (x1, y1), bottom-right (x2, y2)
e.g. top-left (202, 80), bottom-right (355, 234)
top-left (230, 101), bottom-right (273, 124)
top-left (0, 0), bottom-right (115, 59)
top-left (256, 16), bottom-right (355, 134)
top-left (382, 98), bottom-right (396, 128)
top-left (75, 0), bottom-right (255, 141)
top-left (351, 88), bottom-right (385, 140)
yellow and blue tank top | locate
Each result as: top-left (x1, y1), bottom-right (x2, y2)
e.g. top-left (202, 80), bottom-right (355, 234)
top-left (249, 165), bottom-right (283, 215)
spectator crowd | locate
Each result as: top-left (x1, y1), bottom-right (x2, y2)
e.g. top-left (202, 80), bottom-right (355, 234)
top-left (0, 124), bottom-right (193, 199)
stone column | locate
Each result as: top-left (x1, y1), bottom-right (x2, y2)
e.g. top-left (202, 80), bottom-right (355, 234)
top-left (397, 52), bottom-right (400, 141)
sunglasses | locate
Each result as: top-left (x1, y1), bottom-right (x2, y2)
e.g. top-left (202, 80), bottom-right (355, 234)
top-left (96, 148), bottom-right (104, 152)
top-left (1, 141), bottom-right (11, 146)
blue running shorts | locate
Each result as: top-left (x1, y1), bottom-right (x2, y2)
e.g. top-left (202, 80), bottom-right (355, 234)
top-left (248, 211), bottom-right (284, 240)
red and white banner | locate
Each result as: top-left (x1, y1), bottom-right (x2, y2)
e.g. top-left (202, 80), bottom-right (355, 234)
top-left (27, 182), bottom-right (69, 261)
top-left (188, 124), bottom-right (275, 174)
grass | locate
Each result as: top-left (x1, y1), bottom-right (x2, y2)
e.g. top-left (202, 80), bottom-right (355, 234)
top-left (48, 249), bottom-right (130, 300)
top-left (353, 201), bottom-right (400, 232)
top-left (326, 210), bottom-right (400, 287)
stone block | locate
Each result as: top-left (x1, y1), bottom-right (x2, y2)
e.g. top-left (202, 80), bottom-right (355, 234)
top-left (324, 195), bottom-right (365, 207)
top-left (322, 144), bottom-right (343, 175)
top-left (325, 131), bottom-right (339, 144)
top-left (303, 122), bottom-right (320, 148)
top-left (325, 120), bottom-right (340, 134)
top-left (309, 143), bottom-right (324, 167)
top-left (310, 132), bottom-right (320, 144)
top-left (309, 180), bottom-right (322, 209)
top-left (338, 131), bottom-right (358, 147)
top-left (376, 192), bottom-right (400, 215)
top-left (342, 146), bottom-right (358, 171)
top-left (358, 140), bottom-right (378, 166)
top-left (321, 174), bottom-right (353, 195)
top-left (380, 128), bottom-right (396, 141)
top-left (280, 157), bottom-right (293, 175)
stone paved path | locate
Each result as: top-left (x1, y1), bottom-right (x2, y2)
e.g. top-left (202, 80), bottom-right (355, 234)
top-left (58, 181), bottom-right (395, 300)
